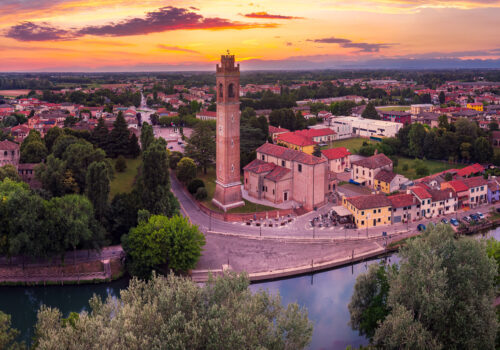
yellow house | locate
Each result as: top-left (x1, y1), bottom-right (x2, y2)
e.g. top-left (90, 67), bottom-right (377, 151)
top-left (343, 194), bottom-right (392, 228)
top-left (276, 132), bottom-right (316, 155)
top-left (467, 102), bottom-right (484, 112)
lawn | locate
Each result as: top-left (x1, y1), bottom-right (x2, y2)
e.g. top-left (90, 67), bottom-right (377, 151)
top-left (196, 167), bottom-right (277, 213)
top-left (377, 106), bottom-right (410, 112)
top-left (109, 157), bottom-right (141, 199)
top-left (394, 157), bottom-right (466, 180)
top-left (321, 137), bottom-right (375, 152)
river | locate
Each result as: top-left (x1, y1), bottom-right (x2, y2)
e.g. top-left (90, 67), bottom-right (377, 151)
top-left (3, 228), bottom-right (500, 349)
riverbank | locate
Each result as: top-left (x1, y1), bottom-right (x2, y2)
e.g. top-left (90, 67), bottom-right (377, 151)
top-left (0, 246), bottom-right (125, 286)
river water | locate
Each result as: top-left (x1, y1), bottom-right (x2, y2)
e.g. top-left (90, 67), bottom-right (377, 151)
top-left (3, 228), bottom-right (500, 349)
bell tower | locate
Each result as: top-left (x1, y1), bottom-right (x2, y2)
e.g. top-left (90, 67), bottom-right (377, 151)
top-left (212, 53), bottom-right (245, 211)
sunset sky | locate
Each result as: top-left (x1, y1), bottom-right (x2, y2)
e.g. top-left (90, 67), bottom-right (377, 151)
top-left (1, 0), bottom-right (500, 71)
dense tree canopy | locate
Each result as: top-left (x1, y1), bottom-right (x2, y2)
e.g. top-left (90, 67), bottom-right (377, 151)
top-left (349, 224), bottom-right (498, 349)
top-left (34, 272), bottom-right (312, 350)
top-left (185, 121), bottom-right (215, 175)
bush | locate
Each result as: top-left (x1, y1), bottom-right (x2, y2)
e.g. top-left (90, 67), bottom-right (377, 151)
top-left (169, 151), bottom-right (183, 170)
top-left (195, 187), bottom-right (207, 200)
top-left (115, 156), bottom-right (127, 172)
top-left (415, 165), bottom-right (429, 177)
top-left (188, 179), bottom-right (205, 194)
top-left (402, 164), bottom-right (409, 171)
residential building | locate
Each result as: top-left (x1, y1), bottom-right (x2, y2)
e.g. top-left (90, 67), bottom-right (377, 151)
top-left (410, 186), bottom-right (433, 218)
top-left (455, 163), bottom-right (484, 178)
top-left (321, 147), bottom-right (351, 173)
top-left (276, 132), bottom-right (316, 155)
top-left (428, 188), bottom-right (457, 216)
top-left (488, 179), bottom-right (500, 203)
top-left (328, 117), bottom-right (352, 139)
top-left (374, 170), bottom-right (408, 194)
top-left (351, 153), bottom-right (393, 187)
top-left (462, 177), bottom-right (488, 208)
top-left (441, 180), bottom-right (470, 208)
top-left (388, 193), bottom-right (420, 223)
top-left (380, 110), bottom-right (411, 124)
top-left (410, 104), bottom-right (434, 115)
top-left (414, 112), bottom-right (440, 128)
top-left (244, 143), bottom-right (327, 211)
top-left (269, 125), bottom-right (289, 142)
top-left (295, 128), bottom-right (336, 143)
top-left (196, 110), bottom-right (217, 121)
top-left (467, 102), bottom-right (484, 112)
top-left (0, 140), bottom-right (20, 167)
top-left (343, 194), bottom-right (392, 228)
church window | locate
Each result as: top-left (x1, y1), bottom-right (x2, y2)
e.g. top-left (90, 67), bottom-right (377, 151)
top-left (219, 83), bottom-right (223, 98)
top-left (228, 83), bottom-right (235, 98)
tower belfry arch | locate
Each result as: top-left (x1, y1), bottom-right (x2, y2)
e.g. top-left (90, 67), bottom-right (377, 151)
top-left (212, 53), bottom-right (245, 211)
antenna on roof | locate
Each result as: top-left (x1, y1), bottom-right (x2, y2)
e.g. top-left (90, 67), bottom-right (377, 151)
top-left (226, 49), bottom-right (231, 55)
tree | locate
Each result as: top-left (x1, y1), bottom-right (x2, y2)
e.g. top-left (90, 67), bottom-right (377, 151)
top-left (438, 115), bottom-right (449, 129)
top-left (128, 133), bottom-right (141, 158)
top-left (108, 112), bottom-right (131, 158)
top-left (115, 155), bottom-right (127, 172)
top-left (473, 137), bottom-right (493, 163)
top-left (0, 311), bottom-right (24, 350)
top-left (0, 164), bottom-right (21, 182)
top-left (176, 157), bottom-right (197, 185)
top-left (35, 155), bottom-right (68, 196)
top-left (348, 262), bottom-right (391, 340)
top-left (187, 179), bottom-right (205, 194)
top-left (139, 139), bottom-right (178, 216)
top-left (408, 123), bottom-right (426, 158)
top-left (107, 192), bottom-right (141, 244)
top-left (140, 122), bottom-right (154, 151)
top-left (439, 91), bottom-right (446, 104)
top-left (489, 121), bottom-right (499, 132)
top-left (354, 225), bottom-right (498, 349)
top-left (44, 126), bottom-right (64, 153)
top-left (195, 187), bottom-right (207, 200)
top-left (362, 102), bottom-right (380, 120)
top-left (185, 122), bottom-right (215, 174)
top-left (85, 161), bottom-right (111, 222)
top-left (312, 144), bottom-right (322, 157)
top-left (20, 129), bottom-right (42, 154)
top-left (122, 215), bottom-right (205, 277)
top-left (169, 151), bottom-right (183, 169)
top-left (62, 141), bottom-right (107, 192)
top-left (90, 117), bottom-right (109, 154)
top-left (444, 172), bottom-right (453, 181)
top-left (33, 273), bottom-right (313, 350)
top-left (20, 141), bottom-right (47, 163)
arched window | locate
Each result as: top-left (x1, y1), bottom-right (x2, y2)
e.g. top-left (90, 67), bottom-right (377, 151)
top-left (228, 83), bottom-right (235, 98)
top-left (219, 83), bottom-right (223, 98)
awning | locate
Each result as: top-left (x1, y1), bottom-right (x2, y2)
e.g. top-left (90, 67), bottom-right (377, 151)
top-left (331, 205), bottom-right (352, 217)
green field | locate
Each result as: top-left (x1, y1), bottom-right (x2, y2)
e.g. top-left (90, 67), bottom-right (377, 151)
top-left (109, 157), bottom-right (141, 199)
top-left (394, 157), bottom-right (465, 180)
top-left (377, 106), bottom-right (410, 112)
top-left (196, 167), bottom-right (277, 213)
top-left (321, 137), bottom-right (375, 152)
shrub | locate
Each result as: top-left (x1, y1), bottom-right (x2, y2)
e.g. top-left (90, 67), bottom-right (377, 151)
top-left (115, 156), bottom-right (127, 172)
top-left (195, 187), bottom-right (208, 200)
top-left (402, 164), bottom-right (409, 171)
top-left (415, 165), bottom-right (429, 177)
top-left (188, 179), bottom-right (205, 194)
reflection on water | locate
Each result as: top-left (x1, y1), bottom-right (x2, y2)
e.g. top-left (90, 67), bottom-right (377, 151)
top-left (0, 278), bottom-right (129, 343)
top-left (1, 228), bottom-right (499, 348)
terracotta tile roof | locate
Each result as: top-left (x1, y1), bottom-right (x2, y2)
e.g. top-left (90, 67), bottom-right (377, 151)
top-left (243, 159), bottom-right (275, 173)
top-left (388, 194), bottom-right (416, 208)
top-left (488, 180), bottom-right (500, 192)
top-left (346, 194), bottom-right (392, 210)
top-left (428, 188), bottom-right (456, 201)
top-left (0, 140), bottom-right (19, 151)
top-left (456, 163), bottom-right (484, 177)
top-left (269, 125), bottom-right (289, 134)
top-left (411, 186), bottom-right (432, 199)
top-left (265, 166), bottom-right (291, 182)
top-left (462, 176), bottom-right (487, 189)
top-left (321, 147), bottom-right (351, 160)
top-left (196, 110), bottom-right (216, 118)
top-left (374, 169), bottom-right (396, 183)
top-left (351, 153), bottom-right (392, 169)
top-left (257, 143), bottom-right (326, 165)
top-left (444, 180), bottom-right (469, 193)
top-left (277, 132), bottom-right (316, 147)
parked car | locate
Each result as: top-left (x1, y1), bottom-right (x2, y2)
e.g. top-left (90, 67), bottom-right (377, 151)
top-left (463, 216), bottom-right (471, 223)
top-left (417, 224), bottom-right (426, 231)
top-left (476, 212), bottom-right (485, 220)
top-left (441, 218), bottom-right (448, 224)
top-left (450, 218), bottom-right (459, 226)
top-left (344, 168), bottom-right (351, 172)
top-left (177, 141), bottom-right (183, 145)
top-left (470, 213), bottom-right (479, 221)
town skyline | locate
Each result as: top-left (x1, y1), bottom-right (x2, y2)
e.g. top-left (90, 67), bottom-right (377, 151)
top-left (1, 0), bottom-right (500, 71)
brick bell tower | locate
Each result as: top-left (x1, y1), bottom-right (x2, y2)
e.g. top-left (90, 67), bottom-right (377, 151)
top-left (212, 52), bottom-right (245, 211)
